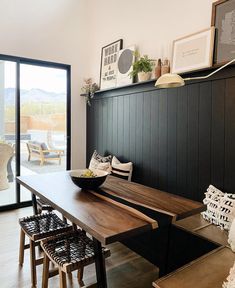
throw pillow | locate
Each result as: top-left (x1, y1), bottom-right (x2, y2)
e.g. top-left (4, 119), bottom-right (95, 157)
top-left (223, 261), bottom-right (235, 288)
top-left (228, 218), bottom-right (235, 252)
top-left (41, 142), bottom-right (49, 155)
top-left (201, 185), bottom-right (235, 230)
top-left (89, 150), bottom-right (112, 172)
top-left (219, 193), bottom-right (235, 230)
top-left (111, 156), bottom-right (133, 181)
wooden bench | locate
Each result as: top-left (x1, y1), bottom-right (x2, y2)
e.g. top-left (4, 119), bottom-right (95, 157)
top-left (173, 213), bottom-right (228, 246)
top-left (26, 141), bottom-right (62, 166)
top-left (153, 246), bottom-right (235, 288)
top-left (153, 213), bottom-right (232, 288)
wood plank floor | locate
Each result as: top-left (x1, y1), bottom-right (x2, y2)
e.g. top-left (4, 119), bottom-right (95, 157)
top-left (0, 207), bottom-right (159, 288)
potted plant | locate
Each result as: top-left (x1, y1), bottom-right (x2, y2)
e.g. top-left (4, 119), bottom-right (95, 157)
top-left (81, 78), bottom-right (99, 106)
top-left (130, 51), bottom-right (155, 82)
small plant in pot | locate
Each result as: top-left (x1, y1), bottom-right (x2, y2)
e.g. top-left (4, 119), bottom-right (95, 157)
top-left (81, 78), bottom-right (99, 106)
top-left (130, 51), bottom-right (155, 82)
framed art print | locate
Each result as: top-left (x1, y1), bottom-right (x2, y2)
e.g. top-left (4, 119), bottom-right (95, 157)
top-left (212, 0), bottom-right (235, 65)
top-left (99, 39), bottom-right (123, 90)
top-left (171, 27), bottom-right (215, 74)
top-left (116, 46), bottom-right (135, 87)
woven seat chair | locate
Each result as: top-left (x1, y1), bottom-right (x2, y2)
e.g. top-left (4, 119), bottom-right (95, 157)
top-left (41, 230), bottom-right (111, 288)
top-left (19, 212), bottom-right (73, 288)
top-left (36, 198), bottom-right (68, 224)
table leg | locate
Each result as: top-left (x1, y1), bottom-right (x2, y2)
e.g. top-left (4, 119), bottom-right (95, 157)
top-left (32, 193), bottom-right (38, 215)
top-left (93, 237), bottom-right (107, 288)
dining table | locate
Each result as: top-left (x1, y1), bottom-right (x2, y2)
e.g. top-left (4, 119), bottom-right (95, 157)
top-left (17, 172), bottom-right (204, 288)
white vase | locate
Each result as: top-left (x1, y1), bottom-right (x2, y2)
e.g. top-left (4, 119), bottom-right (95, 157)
top-left (138, 72), bottom-right (152, 82)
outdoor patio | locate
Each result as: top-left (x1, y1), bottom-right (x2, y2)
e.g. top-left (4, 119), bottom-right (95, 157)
top-left (0, 146), bottom-right (66, 206)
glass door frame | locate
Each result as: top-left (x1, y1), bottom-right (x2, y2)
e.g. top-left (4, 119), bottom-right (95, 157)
top-left (0, 54), bottom-right (71, 212)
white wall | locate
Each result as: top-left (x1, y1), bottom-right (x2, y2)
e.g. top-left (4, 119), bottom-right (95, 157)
top-left (0, 0), bottom-right (89, 168)
top-left (0, 0), bottom-right (218, 167)
top-left (85, 0), bottom-right (216, 82)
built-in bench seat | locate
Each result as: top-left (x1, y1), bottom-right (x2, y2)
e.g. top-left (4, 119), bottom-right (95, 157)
top-left (153, 246), bottom-right (235, 288)
top-left (153, 213), bottom-right (232, 287)
top-left (173, 213), bottom-right (228, 246)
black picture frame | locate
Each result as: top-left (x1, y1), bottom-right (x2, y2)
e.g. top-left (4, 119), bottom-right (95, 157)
top-left (99, 39), bottom-right (123, 90)
top-left (212, 0), bottom-right (235, 65)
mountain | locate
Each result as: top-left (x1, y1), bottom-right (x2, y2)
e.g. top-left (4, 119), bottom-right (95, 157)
top-left (4, 88), bottom-right (66, 105)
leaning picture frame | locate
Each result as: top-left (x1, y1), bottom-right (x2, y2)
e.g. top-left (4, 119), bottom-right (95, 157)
top-left (99, 39), bottom-right (123, 90)
top-left (211, 0), bottom-right (235, 65)
top-left (171, 27), bottom-right (215, 74)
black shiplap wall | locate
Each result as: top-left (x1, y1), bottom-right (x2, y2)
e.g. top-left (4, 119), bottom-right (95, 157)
top-left (87, 68), bottom-right (235, 201)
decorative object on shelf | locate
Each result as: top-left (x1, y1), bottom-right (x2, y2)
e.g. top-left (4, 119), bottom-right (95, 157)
top-left (155, 57), bottom-right (235, 88)
top-left (99, 39), bottom-right (123, 90)
top-left (155, 58), bottom-right (162, 79)
top-left (212, 0), bottom-right (235, 65)
top-left (171, 27), bottom-right (215, 74)
top-left (161, 58), bottom-right (170, 75)
top-left (116, 46), bottom-right (136, 86)
top-left (129, 51), bottom-right (155, 82)
top-left (81, 78), bottom-right (99, 106)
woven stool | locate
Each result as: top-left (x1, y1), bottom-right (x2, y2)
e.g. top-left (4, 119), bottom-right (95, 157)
top-left (19, 212), bottom-right (73, 288)
top-left (41, 230), bottom-right (111, 288)
top-left (36, 198), bottom-right (67, 223)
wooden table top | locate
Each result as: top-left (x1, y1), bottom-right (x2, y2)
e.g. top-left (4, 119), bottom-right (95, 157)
top-left (17, 173), bottom-right (203, 245)
top-left (101, 176), bottom-right (204, 221)
top-left (17, 172), bottom-right (157, 245)
top-left (153, 247), bottom-right (235, 288)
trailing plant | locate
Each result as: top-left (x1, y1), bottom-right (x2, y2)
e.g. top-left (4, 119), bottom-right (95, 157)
top-left (81, 78), bottom-right (99, 106)
top-left (129, 51), bottom-right (155, 78)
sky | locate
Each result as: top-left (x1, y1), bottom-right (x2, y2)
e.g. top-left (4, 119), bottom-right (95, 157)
top-left (4, 61), bottom-right (67, 93)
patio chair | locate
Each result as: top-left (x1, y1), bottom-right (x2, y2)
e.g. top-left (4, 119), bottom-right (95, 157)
top-left (0, 143), bottom-right (14, 190)
top-left (26, 141), bottom-right (62, 166)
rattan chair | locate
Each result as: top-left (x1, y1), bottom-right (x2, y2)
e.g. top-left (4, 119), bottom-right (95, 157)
top-left (41, 230), bottom-right (111, 288)
top-left (19, 212), bottom-right (73, 288)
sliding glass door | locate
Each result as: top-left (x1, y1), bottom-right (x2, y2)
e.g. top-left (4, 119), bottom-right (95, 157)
top-left (20, 64), bottom-right (68, 202)
top-left (0, 55), bottom-right (71, 210)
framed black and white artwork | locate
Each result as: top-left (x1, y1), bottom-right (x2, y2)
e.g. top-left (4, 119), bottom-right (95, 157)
top-left (99, 39), bottom-right (123, 90)
top-left (116, 46), bottom-right (136, 87)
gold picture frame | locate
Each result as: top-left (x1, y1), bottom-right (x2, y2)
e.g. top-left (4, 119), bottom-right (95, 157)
top-left (171, 27), bottom-right (215, 74)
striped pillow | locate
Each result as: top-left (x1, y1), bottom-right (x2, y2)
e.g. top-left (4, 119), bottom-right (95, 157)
top-left (111, 156), bottom-right (133, 181)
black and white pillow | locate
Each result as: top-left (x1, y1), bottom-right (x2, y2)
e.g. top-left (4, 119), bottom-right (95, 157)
top-left (88, 150), bottom-right (112, 172)
top-left (223, 260), bottom-right (235, 288)
top-left (111, 156), bottom-right (133, 181)
top-left (228, 218), bottom-right (235, 252)
top-left (201, 185), bottom-right (235, 230)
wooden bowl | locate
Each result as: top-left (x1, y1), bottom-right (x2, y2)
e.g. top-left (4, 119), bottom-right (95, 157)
top-left (70, 169), bottom-right (109, 190)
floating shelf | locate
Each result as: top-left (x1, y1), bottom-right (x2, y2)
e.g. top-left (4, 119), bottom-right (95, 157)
top-left (94, 62), bottom-right (235, 95)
